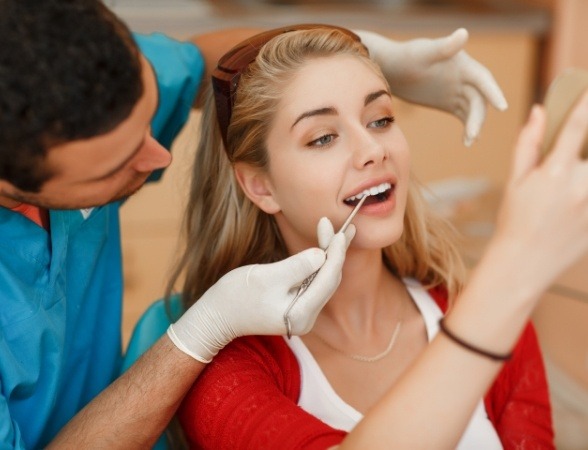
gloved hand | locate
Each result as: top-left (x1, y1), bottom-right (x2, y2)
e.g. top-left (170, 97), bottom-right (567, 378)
top-left (355, 28), bottom-right (508, 146)
top-left (167, 218), bottom-right (355, 363)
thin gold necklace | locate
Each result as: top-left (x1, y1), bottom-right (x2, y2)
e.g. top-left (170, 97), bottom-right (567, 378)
top-left (311, 299), bottom-right (404, 363)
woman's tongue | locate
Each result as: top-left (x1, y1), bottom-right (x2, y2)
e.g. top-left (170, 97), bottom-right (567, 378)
top-left (361, 194), bottom-right (381, 206)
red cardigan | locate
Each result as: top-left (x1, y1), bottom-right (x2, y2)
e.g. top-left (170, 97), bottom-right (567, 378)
top-left (179, 287), bottom-right (554, 449)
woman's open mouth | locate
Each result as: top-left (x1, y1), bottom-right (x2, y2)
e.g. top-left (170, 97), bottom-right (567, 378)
top-left (343, 182), bottom-right (393, 207)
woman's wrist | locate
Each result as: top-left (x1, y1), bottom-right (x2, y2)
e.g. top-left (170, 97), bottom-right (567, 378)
top-left (445, 236), bottom-right (542, 358)
top-left (438, 317), bottom-right (513, 362)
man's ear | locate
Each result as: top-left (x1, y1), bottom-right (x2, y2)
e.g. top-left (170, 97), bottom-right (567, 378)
top-left (234, 163), bottom-right (281, 214)
top-left (0, 180), bottom-right (22, 208)
top-left (0, 180), bottom-right (12, 193)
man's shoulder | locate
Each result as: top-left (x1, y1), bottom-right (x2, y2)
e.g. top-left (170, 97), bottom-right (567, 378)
top-left (134, 32), bottom-right (203, 71)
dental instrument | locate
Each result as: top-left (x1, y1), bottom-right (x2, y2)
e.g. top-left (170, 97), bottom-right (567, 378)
top-left (283, 194), bottom-right (368, 338)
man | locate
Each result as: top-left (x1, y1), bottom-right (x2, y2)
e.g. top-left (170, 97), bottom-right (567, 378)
top-left (0, 1), bottom-right (506, 448)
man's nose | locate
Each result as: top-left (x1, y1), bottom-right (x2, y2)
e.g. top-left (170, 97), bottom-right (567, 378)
top-left (131, 135), bottom-right (172, 173)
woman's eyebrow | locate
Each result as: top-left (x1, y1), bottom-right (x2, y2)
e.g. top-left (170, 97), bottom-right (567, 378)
top-left (290, 90), bottom-right (392, 130)
top-left (365, 89), bottom-right (391, 106)
top-left (291, 107), bottom-right (336, 130)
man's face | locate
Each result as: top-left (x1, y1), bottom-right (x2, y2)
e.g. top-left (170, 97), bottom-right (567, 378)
top-left (0, 56), bottom-right (171, 210)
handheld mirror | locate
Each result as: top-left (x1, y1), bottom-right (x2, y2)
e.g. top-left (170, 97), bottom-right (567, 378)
top-left (541, 68), bottom-right (588, 159)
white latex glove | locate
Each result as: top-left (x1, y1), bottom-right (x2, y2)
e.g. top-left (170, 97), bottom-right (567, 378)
top-left (168, 218), bottom-right (355, 363)
top-left (355, 28), bottom-right (508, 146)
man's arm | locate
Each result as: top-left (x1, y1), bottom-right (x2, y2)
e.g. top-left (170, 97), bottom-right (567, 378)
top-left (356, 28), bottom-right (507, 146)
top-left (189, 28), bottom-right (262, 107)
top-left (48, 336), bottom-right (202, 449)
top-left (47, 226), bottom-right (351, 447)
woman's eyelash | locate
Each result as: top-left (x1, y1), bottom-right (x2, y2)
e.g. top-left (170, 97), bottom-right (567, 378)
top-left (306, 116), bottom-right (394, 147)
top-left (307, 134), bottom-right (336, 147)
top-left (370, 116), bottom-right (395, 128)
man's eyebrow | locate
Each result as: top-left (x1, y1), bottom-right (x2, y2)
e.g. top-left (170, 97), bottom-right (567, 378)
top-left (91, 136), bottom-right (146, 182)
top-left (291, 107), bottom-right (336, 130)
top-left (365, 89), bottom-right (391, 106)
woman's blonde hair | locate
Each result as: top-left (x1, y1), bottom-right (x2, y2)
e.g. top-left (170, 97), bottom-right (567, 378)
top-left (166, 27), bottom-right (465, 311)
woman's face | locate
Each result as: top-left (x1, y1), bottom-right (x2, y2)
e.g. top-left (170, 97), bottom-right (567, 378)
top-left (256, 55), bottom-right (411, 254)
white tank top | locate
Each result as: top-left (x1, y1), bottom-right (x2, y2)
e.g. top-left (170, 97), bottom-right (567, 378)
top-left (285, 278), bottom-right (503, 449)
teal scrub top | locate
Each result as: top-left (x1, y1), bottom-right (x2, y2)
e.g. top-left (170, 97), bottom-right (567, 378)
top-left (0, 33), bottom-right (203, 449)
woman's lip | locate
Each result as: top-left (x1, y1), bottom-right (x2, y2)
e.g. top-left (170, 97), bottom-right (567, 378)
top-left (353, 188), bottom-right (396, 215)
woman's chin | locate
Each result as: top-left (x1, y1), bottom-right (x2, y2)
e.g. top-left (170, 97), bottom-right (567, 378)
top-left (351, 231), bottom-right (402, 251)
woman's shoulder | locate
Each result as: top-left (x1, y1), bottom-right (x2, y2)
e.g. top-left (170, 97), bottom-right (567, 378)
top-left (179, 335), bottom-right (303, 434)
top-left (427, 284), bottom-right (449, 312)
top-left (403, 277), bottom-right (449, 313)
top-left (201, 335), bottom-right (301, 392)
top-left (223, 334), bottom-right (295, 362)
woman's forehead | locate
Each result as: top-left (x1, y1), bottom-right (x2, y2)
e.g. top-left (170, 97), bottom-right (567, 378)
top-left (277, 56), bottom-right (387, 115)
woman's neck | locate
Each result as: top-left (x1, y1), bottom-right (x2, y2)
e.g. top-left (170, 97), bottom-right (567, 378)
top-left (317, 248), bottom-right (405, 334)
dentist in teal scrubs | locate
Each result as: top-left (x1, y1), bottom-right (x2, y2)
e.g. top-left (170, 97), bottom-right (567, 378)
top-left (0, 1), bottom-right (507, 448)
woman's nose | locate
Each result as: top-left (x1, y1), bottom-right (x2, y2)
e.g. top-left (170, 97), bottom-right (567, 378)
top-left (131, 135), bottom-right (172, 173)
top-left (351, 128), bottom-right (387, 169)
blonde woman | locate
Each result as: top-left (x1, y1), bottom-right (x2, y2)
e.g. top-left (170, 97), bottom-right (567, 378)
top-left (169, 25), bottom-right (588, 449)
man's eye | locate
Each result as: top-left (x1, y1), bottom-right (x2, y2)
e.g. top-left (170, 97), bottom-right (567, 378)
top-left (308, 134), bottom-right (336, 147)
top-left (368, 116), bottom-right (395, 129)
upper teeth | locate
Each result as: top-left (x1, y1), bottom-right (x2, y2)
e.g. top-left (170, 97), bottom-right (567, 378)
top-left (346, 182), bottom-right (391, 202)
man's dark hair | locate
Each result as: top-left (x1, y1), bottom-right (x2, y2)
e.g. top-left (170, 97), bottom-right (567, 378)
top-left (0, 0), bottom-right (144, 191)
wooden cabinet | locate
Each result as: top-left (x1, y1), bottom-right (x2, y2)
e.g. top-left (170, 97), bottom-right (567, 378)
top-left (545, 0), bottom-right (588, 86)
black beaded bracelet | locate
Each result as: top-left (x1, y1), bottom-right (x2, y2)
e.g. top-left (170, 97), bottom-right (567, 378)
top-left (438, 318), bottom-right (512, 362)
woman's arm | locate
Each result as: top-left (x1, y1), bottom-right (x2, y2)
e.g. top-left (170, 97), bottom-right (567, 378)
top-left (179, 335), bottom-right (347, 450)
top-left (181, 99), bottom-right (588, 449)
top-left (340, 94), bottom-right (588, 448)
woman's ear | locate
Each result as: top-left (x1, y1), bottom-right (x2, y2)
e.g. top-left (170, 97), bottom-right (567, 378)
top-left (234, 163), bottom-right (281, 214)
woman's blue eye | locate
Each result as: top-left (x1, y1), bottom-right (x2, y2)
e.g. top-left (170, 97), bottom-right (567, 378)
top-left (369, 116), bottom-right (394, 129)
top-left (308, 134), bottom-right (335, 147)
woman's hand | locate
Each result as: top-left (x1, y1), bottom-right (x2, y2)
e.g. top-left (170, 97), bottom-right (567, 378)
top-left (355, 28), bottom-right (507, 146)
top-left (492, 91), bottom-right (588, 298)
